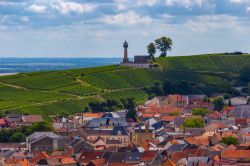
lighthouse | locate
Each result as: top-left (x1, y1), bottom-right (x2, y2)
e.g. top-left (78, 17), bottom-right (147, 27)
top-left (123, 40), bottom-right (129, 63)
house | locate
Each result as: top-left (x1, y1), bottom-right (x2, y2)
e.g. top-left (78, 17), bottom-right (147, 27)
top-left (131, 123), bottom-right (155, 145)
top-left (85, 118), bottom-right (129, 129)
top-left (173, 116), bottom-right (185, 132)
top-left (161, 95), bottom-right (189, 108)
top-left (225, 97), bottom-right (248, 106)
top-left (170, 149), bottom-right (197, 164)
top-left (30, 151), bottom-right (77, 166)
top-left (5, 114), bottom-right (22, 123)
top-left (167, 144), bottom-right (187, 156)
top-left (221, 150), bottom-right (250, 160)
top-left (53, 120), bottom-right (76, 136)
top-left (185, 128), bottom-right (205, 136)
top-left (235, 118), bottom-right (248, 127)
top-left (229, 105), bottom-right (250, 118)
top-left (134, 55), bottom-right (150, 64)
top-left (0, 118), bottom-right (10, 128)
top-left (205, 111), bottom-right (222, 124)
top-left (64, 136), bottom-right (93, 154)
top-left (184, 135), bottom-right (210, 147)
top-left (73, 113), bottom-right (104, 125)
top-left (187, 95), bottom-right (206, 105)
top-left (87, 158), bottom-right (106, 166)
top-left (26, 132), bottom-right (59, 153)
top-left (84, 126), bottom-right (129, 150)
top-left (21, 115), bottom-right (43, 123)
top-left (78, 151), bottom-right (105, 165)
top-left (186, 157), bottom-right (210, 166)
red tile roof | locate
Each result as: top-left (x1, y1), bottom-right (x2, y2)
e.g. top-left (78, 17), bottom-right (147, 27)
top-left (82, 113), bottom-right (103, 118)
top-left (0, 118), bottom-right (7, 125)
top-left (138, 106), bottom-right (182, 114)
top-left (22, 115), bottom-right (43, 123)
top-left (61, 157), bottom-right (76, 164)
top-left (161, 116), bottom-right (176, 122)
top-left (89, 158), bottom-right (106, 166)
top-left (140, 151), bottom-right (157, 162)
top-left (235, 118), bottom-right (248, 125)
top-left (18, 159), bottom-right (32, 166)
top-left (171, 149), bottom-right (196, 163)
top-left (206, 111), bottom-right (221, 119)
top-left (221, 150), bottom-right (250, 159)
top-left (31, 151), bottom-right (50, 164)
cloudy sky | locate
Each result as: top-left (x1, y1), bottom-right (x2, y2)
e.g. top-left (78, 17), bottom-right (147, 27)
top-left (0, 0), bottom-right (250, 58)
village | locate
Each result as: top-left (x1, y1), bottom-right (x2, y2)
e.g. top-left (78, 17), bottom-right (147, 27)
top-left (1, 92), bottom-right (250, 166)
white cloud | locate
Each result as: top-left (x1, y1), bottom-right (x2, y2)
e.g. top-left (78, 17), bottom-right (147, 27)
top-left (51, 1), bottom-right (97, 14)
top-left (26, 4), bottom-right (47, 14)
top-left (185, 15), bottom-right (244, 31)
top-left (21, 16), bottom-right (29, 22)
top-left (114, 0), bottom-right (158, 11)
top-left (165, 0), bottom-right (206, 7)
top-left (229, 0), bottom-right (250, 3)
top-left (102, 11), bottom-right (152, 25)
top-left (136, 0), bottom-right (159, 6)
top-left (246, 6), bottom-right (250, 12)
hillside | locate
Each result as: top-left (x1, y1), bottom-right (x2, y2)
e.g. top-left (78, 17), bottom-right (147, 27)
top-left (0, 54), bottom-right (249, 120)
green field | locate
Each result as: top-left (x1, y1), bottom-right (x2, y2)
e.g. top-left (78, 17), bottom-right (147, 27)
top-left (0, 53), bottom-right (249, 120)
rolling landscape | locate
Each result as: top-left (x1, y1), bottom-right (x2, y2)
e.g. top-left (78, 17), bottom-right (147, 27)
top-left (0, 53), bottom-right (249, 121)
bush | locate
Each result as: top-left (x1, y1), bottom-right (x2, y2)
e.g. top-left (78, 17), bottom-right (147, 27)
top-left (9, 132), bottom-right (26, 142)
top-left (184, 117), bottom-right (204, 128)
top-left (192, 108), bottom-right (210, 117)
top-left (221, 136), bottom-right (238, 145)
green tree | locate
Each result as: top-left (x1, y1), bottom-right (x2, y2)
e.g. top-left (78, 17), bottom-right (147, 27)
top-left (9, 132), bottom-right (26, 142)
top-left (28, 122), bottom-right (53, 134)
top-left (240, 65), bottom-right (250, 82)
top-left (169, 111), bottom-right (180, 116)
top-left (83, 106), bottom-right (91, 113)
top-left (147, 43), bottom-right (156, 60)
top-left (155, 36), bottom-right (173, 57)
top-left (192, 108), bottom-right (209, 117)
top-left (248, 82), bottom-right (250, 95)
top-left (183, 117), bottom-right (204, 128)
top-left (213, 97), bottom-right (225, 111)
top-left (221, 136), bottom-right (238, 145)
top-left (125, 98), bottom-right (137, 121)
top-left (223, 93), bottom-right (230, 100)
top-left (163, 79), bottom-right (177, 95)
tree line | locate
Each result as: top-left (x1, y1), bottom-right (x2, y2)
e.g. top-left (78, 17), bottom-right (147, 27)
top-left (0, 122), bottom-right (53, 143)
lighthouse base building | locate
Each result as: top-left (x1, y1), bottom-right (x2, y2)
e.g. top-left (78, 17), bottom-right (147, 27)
top-left (120, 41), bottom-right (153, 69)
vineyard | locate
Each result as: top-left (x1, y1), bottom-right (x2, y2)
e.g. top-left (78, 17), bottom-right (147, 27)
top-left (0, 53), bottom-right (249, 120)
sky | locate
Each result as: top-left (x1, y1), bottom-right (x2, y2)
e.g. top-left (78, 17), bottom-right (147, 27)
top-left (0, 0), bottom-right (250, 58)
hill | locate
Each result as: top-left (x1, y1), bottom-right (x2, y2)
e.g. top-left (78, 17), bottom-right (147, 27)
top-left (0, 53), bottom-right (249, 120)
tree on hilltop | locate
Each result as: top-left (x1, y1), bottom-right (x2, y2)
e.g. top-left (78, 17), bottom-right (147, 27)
top-left (147, 43), bottom-right (156, 60)
top-left (155, 36), bottom-right (173, 57)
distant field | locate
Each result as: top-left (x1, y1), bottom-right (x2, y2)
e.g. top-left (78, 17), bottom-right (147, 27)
top-left (0, 54), bottom-right (249, 120)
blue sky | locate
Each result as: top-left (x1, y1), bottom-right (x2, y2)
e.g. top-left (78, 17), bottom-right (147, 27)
top-left (0, 0), bottom-right (250, 58)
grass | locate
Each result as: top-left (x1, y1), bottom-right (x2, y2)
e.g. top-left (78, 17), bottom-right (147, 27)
top-left (0, 53), bottom-right (249, 119)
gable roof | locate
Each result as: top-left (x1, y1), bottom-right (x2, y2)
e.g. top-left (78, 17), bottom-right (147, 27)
top-left (31, 151), bottom-right (50, 164)
top-left (18, 159), bottom-right (32, 166)
top-left (184, 136), bottom-right (209, 146)
top-left (206, 111), bottom-right (221, 119)
top-left (61, 157), bottom-right (76, 164)
top-left (87, 158), bottom-right (106, 166)
top-left (171, 149), bottom-right (196, 164)
top-left (27, 132), bottom-right (58, 140)
top-left (140, 151), bottom-right (157, 162)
